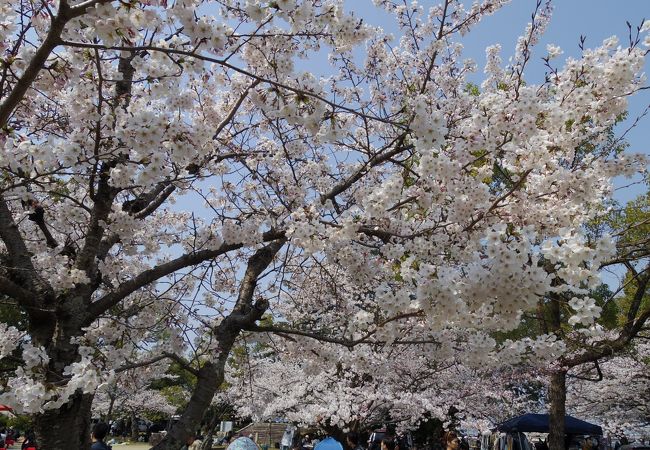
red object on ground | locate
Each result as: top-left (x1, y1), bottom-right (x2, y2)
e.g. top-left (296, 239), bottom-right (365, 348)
top-left (26, 447), bottom-right (36, 450)
top-left (0, 404), bottom-right (12, 411)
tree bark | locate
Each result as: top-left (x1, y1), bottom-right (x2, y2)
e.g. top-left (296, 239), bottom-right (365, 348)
top-left (33, 393), bottom-right (93, 450)
top-left (201, 408), bottom-right (222, 450)
top-left (151, 361), bottom-right (223, 450)
top-left (548, 370), bottom-right (567, 450)
top-left (30, 297), bottom-right (94, 449)
top-left (132, 410), bottom-right (140, 441)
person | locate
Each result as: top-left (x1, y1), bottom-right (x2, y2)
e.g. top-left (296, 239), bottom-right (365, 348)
top-left (444, 433), bottom-right (460, 450)
top-left (347, 432), bottom-right (365, 450)
top-left (4, 429), bottom-right (14, 447)
top-left (282, 426), bottom-right (296, 450)
top-left (381, 438), bottom-right (396, 450)
top-left (91, 423), bottom-right (111, 450)
top-left (21, 432), bottom-right (37, 450)
top-left (315, 437), bottom-right (344, 450)
top-left (396, 434), bottom-right (411, 450)
top-left (301, 435), bottom-right (312, 450)
top-left (187, 433), bottom-right (203, 450)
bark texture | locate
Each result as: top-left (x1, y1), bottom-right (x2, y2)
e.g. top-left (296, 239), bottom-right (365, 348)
top-left (33, 393), bottom-right (93, 450)
top-left (548, 370), bottom-right (567, 450)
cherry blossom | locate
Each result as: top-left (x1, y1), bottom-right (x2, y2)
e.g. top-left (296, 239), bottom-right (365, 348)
top-left (0, 1), bottom-right (648, 449)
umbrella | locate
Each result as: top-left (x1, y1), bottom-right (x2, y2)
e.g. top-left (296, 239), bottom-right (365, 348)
top-left (315, 437), bottom-right (344, 450)
top-left (0, 404), bottom-right (15, 417)
top-left (496, 413), bottom-right (603, 435)
top-left (227, 437), bottom-right (260, 450)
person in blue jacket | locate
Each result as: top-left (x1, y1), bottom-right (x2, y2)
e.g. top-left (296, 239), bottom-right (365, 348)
top-left (91, 423), bottom-right (111, 450)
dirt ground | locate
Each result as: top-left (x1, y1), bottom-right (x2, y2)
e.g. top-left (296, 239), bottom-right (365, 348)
top-left (112, 443), bottom-right (151, 450)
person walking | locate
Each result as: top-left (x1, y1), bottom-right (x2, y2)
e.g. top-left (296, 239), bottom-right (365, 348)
top-left (91, 423), bottom-right (111, 450)
top-left (380, 438), bottom-right (396, 450)
top-left (188, 433), bottom-right (203, 450)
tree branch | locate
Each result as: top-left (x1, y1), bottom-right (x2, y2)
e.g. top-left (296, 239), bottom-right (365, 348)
top-left (0, 196), bottom-right (36, 275)
top-left (86, 229), bottom-right (286, 325)
top-left (0, 2), bottom-right (73, 127)
top-left (115, 354), bottom-right (169, 374)
top-left (245, 311), bottom-right (425, 349)
top-left (0, 196), bottom-right (53, 302)
top-left (223, 239), bottom-right (286, 331)
top-left (320, 134), bottom-right (412, 205)
top-left (0, 274), bottom-right (36, 302)
top-left (58, 41), bottom-right (401, 126)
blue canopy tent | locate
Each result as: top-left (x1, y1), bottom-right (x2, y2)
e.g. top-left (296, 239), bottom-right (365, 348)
top-left (496, 414), bottom-right (603, 435)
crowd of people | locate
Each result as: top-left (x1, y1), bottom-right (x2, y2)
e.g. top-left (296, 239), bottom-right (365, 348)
top-left (0, 425), bottom-right (642, 450)
top-left (0, 429), bottom-right (36, 450)
top-left (0, 428), bottom-right (38, 450)
top-left (0, 423), bottom-right (113, 450)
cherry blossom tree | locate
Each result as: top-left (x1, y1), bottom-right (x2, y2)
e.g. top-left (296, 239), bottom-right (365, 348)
top-left (567, 341), bottom-right (650, 438)
top-left (223, 259), bottom-right (559, 432)
top-left (225, 333), bottom-right (549, 435)
top-left (91, 361), bottom-right (176, 434)
top-left (531, 188), bottom-right (650, 450)
top-left (0, 1), bottom-right (648, 450)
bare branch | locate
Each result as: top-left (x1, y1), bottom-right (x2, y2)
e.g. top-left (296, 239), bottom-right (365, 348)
top-left (86, 229), bottom-right (286, 324)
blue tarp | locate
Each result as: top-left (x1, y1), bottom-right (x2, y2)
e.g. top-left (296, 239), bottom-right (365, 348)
top-left (496, 413), bottom-right (603, 435)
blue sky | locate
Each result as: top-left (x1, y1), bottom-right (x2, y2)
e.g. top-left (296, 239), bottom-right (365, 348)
top-left (461, 0), bottom-right (649, 204)
top-left (347, 0), bottom-right (649, 203)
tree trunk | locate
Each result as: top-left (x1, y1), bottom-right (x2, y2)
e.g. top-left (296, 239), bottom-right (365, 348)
top-left (31, 297), bottom-right (93, 450)
top-left (548, 370), bottom-right (567, 450)
top-left (132, 410), bottom-right (140, 441)
top-left (107, 394), bottom-right (116, 424)
top-left (202, 409), bottom-right (222, 450)
top-left (152, 242), bottom-right (282, 450)
top-left (33, 393), bottom-right (93, 450)
top-left (151, 361), bottom-right (223, 450)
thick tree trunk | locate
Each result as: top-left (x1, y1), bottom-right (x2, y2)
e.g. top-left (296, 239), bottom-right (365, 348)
top-left (548, 370), bottom-right (567, 450)
top-left (33, 393), bottom-right (93, 450)
top-left (151, 360), bottom-right (224, 450)
top-left (29, 297), bottom-right (93, 450)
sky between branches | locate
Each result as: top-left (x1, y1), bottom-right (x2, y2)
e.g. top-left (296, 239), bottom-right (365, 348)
top-left (350, 0), bottom-right (650, 203)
